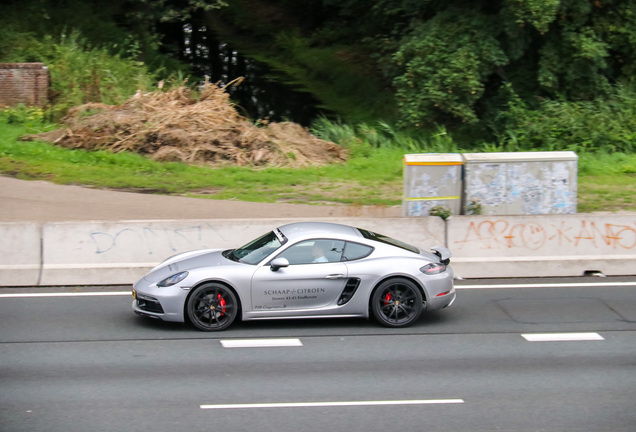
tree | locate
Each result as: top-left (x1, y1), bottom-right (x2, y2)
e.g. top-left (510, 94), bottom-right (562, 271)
top-left (392, 8), bottom-right (507, 126)
top-left (0, 0), bottom-right (227, 60)
top-left (386, 0), bottom-right (636, 129)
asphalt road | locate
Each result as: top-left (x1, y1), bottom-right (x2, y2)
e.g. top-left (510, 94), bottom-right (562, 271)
top-left (1, 277), bottom-right (636, 432)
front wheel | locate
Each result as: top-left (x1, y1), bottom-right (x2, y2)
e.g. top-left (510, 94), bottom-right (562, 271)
top-left (186, 283), bottom-right (238, 331)
top-left (371, 278), bottom-right (423, 328)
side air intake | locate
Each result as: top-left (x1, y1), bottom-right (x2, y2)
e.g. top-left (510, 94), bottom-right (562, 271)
top-left (337, 278), bottom-right (361, 305)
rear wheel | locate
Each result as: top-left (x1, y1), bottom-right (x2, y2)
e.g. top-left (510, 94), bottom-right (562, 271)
top-left (186, 283), bottom-right (238, 331)
top-left (371, 278), bottom-right (423, 328)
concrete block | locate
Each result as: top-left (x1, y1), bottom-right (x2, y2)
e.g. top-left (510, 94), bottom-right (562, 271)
top-left (448, 214), bottom-right (636, 278)
top-left (402, 153), bottom-right (463, 217)
top-left (39, 218), bottom-right (445, 286)
top-left (0, 223), bottom-right (41, 286)
top-left (462, 151), bottom-right (578, 215)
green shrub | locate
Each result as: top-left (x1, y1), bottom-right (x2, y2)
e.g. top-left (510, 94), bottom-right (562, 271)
top-left (1, 29), bottom-right (158, 120)
top-left (465, 199), bottom-right (483, 216)
top-left (311, 117), bottom-right (460, 155)
top-left (489, 84), bottom-right (636, 153)
top-left (0, 105), bottom-right (45, 126)
top-left (429, 205), bottom-right (452, 220)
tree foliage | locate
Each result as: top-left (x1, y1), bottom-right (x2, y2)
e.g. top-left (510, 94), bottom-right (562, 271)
top-left (231, 0), bottom-right (636, 151)
top-left (3, 0), bottom-right (636, 152)
top-left (392, 9), bottom-right (508, 126)
top-left (386, 0), bottom-right (636, 127)
top-left (0, 0), bottom-right (226, 60)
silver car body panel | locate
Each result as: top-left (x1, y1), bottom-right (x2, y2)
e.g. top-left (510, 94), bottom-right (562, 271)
top-left (132, 222), bottom-right (456, 326)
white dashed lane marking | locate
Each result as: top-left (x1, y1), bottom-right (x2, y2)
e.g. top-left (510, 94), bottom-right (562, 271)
top-left (220, 338), bottom-right (303, 348)
top-left (521, 332), bottom-right (605, 342)
top-left (200, 399), bottom-right (465, 410)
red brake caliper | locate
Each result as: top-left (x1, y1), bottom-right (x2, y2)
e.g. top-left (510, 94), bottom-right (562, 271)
top-left (218, 294), bottom-right (227, 316)
top-left (384, 293), bottom-right (392, 306)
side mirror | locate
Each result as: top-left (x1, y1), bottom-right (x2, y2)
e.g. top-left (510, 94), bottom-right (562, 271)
top-left (270, 257), bottom-right (290, 271)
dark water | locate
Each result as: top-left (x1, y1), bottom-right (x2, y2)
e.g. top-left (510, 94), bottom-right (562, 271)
top-left (172, 22), bottom-right (327, 126)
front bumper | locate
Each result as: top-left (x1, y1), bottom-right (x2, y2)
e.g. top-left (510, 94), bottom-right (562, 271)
top-left (131, 284), bottom-right (187, 323)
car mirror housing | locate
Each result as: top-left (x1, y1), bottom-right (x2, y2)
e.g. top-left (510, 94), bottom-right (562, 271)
top-left (270, 257), bottom-right (290, 271)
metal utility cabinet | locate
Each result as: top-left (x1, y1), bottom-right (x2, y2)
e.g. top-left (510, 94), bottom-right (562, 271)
top-left (462, 151), bottom-right (578, 215)
top-left (403, 153), bottom-right (463, 217)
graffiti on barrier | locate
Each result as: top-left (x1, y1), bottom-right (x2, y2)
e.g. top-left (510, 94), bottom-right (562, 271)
top-left (453, 219), bottom-right (636, 251)
top-left (89, 224), bottom-right (213, 255)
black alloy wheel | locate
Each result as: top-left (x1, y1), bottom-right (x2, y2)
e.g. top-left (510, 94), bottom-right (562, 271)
top-left (187, 283), bottom-right (238, 331)
top-left (371, 278), bottom-right (423, 328)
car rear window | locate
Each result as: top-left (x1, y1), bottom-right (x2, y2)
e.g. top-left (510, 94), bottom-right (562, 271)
top-left (356, 228), bottom-right (420, 254)
top-left (342, 242), bottom-right (373, 261)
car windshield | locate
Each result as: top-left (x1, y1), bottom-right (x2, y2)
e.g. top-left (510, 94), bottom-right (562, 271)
top-left (227, 230), bottom-right (287, 265)
top-left (356, 228), bottom-right (420, 254)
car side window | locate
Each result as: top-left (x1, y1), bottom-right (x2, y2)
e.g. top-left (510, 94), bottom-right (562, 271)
top-left (276, 239), bottom-right (345, 265)
top-left (342, 242), bottom-right (373, 261)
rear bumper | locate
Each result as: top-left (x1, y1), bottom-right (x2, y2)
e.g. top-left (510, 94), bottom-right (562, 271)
top-left (425, 290), bottom-right (456, 311)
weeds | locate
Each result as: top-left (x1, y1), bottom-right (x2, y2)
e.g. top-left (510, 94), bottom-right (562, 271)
top-left (465, 200), bottom-right (483, 215)
top-left (1, 29), bottom-right (158, 120)
top-left (429, 205), bottom-right (453, 220)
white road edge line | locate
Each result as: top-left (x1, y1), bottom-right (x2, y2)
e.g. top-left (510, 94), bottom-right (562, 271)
top-left (0, 292), bottom-right (130, 298)
top-left (1, 281), bottom-right (634, 298)
top-left (200, 399), bottom-right (465, 410)
top-left (521, 333), bottom-right (605, 342)
top-left (456, 282), bottom-right (636, 289)
top-left (220, 339), bottom-right (303, 348)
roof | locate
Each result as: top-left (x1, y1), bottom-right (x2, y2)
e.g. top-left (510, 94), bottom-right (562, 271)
top-left (277, 222), bottom-right (360, 241)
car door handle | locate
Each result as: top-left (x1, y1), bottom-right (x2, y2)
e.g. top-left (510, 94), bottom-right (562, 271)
top-left (325, 274), bottom-right (345, 279)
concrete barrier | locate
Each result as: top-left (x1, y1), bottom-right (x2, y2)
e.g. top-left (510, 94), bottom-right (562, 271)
top-left (37, 217), bottom-right (445, 286)
top-left (448, 214), bottom-right (636, 278)
top-left (2, 214), bottom-right (635, 286)
top-left (0, 223), bottom-right (41, 286)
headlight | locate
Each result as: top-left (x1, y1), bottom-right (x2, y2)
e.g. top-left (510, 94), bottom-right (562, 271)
top-left (157, 271), bottom-right (189, 287)
top-left (420, 263), bottom-right (446, 275)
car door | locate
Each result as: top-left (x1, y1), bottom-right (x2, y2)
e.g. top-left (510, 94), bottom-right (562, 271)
top-left (250, 239), bottom-right (348, 311)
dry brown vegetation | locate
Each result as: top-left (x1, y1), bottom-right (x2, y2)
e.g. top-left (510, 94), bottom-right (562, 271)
top-left (26, 82), bottom-right (347, 167)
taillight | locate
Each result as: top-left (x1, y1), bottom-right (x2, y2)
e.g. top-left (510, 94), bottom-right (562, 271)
top-left (420, 263), bottom-right (446, 275)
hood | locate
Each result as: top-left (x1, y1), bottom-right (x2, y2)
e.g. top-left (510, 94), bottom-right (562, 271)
top-left (143, 248), bottom-right (228, 283)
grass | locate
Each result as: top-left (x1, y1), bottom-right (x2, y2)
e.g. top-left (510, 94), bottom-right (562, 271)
top-left (577, 153), bottom-right (636, 213)
top-left (0, 120), bottom-right (405, 207)
top-left (1, 119), bottom-right (635, 213)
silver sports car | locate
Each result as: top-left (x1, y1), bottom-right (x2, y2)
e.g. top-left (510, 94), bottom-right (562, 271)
top-left (132, 222), bottom-right (455, 331)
